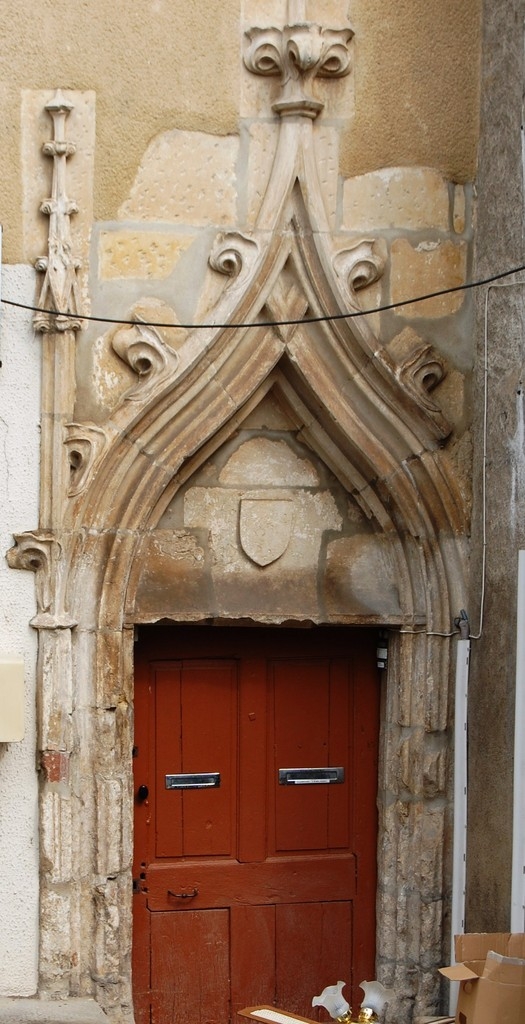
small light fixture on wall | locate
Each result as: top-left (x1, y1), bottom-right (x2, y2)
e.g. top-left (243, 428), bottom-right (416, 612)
top-left (376, 629), bottom-right (388, 670)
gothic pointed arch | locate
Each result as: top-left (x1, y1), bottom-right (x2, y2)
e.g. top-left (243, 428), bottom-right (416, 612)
top-left (65, 94), bottom-right (465, 637)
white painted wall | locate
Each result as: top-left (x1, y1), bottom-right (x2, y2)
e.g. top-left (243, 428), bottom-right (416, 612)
top-left (0, 265), bottom-right (40, 994)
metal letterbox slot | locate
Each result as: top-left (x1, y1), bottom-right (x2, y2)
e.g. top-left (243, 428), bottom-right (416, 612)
top-left (278, 767), bottom-right (344, 786)
top-left (165, 772), bottom-right (221, 790)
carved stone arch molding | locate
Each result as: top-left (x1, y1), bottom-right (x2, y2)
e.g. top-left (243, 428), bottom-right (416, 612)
top-left (8, 11), bottom-right (468, 1024)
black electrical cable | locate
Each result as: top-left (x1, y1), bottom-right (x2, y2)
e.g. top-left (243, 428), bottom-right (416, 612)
top-left (2, 262), bottom-right (525, 331)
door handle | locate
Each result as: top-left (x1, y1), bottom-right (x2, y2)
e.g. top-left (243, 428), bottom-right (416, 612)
top-left (168, 888), bottom-right (199, 899)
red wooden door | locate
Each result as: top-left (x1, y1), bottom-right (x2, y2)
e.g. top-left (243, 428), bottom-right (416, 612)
top-left (133, 628), bottom-right (380, 1024)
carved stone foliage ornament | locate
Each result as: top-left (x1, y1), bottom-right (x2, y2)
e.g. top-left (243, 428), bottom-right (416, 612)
top-left (64, 424), bottom-right (108, 496)
top-left (6, 532), bottom-right (76, 629)
top-left (333, 241), bottom-right (387, 299)
top-left (111, 307), bottom-right (183, 402)
top-left (209, 232), bottom-right (259, 281)
top-left (387, 328), bottom-right (448, 428)
top-left (33, 91), bottom-right (82, 334)
top-left (244, 22), bottom-right (354, 118)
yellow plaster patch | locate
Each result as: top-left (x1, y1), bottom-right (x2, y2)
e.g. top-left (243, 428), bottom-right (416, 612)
top-left (343, 167), bottom-right (451, 232)
top-left (98, 231), bottom-right (194, 280)
top-left (390, 239), bottom-right (467, 318)
top-left (118, 130), bottom-right (239, 226)
top-left (453, 186), bottom-right (466, 234)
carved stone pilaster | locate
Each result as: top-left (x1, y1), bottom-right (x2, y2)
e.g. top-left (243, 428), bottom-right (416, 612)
top-left (244, 22), bottom-right (353, 118)
top-left (6, 531), bottom-right (76, 629)
top-left (33, 90), bottom-right (82, 333)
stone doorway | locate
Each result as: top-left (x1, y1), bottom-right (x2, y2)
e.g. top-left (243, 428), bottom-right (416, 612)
top-left (6, 15), bottom-right (468, 1017)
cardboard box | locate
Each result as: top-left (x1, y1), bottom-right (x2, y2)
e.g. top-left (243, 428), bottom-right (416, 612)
top-left (440, 933), bottom-right (525, 1024)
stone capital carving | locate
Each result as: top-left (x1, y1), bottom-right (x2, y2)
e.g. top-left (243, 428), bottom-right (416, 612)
top-left (6, 531), bottom-right (77, 629)
top-left (34, 90), bottom-right (82, 334)
top-left (244, 22), bottom-right (353, 118)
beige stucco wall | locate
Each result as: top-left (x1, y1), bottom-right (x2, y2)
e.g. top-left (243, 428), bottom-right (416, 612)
top-left (1, 0), bottom-right (480, 263)
top-left (343, 0), bottom-right (481, 181)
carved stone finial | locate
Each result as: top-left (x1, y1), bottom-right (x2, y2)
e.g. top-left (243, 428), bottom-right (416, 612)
top-left (34, 89), bottom-right (82, 334)
top-left (244, 22), bottom-right (353, 118)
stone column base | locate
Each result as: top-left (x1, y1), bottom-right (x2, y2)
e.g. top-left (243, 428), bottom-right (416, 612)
top-left (0, 998), bottom-right (108, 1023)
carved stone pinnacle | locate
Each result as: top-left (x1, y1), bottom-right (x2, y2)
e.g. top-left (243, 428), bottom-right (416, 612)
top-left (34, 90), bottom-right (82, 334)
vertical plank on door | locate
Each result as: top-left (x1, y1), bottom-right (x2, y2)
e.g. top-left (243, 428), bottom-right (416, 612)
top-left (155, 661), bottom-right (237, 858)
top-left (153, 665), bottom-right (184, 858)
top-left (328, 660), bottom-right (351, 849)
top-left (351, 640), bottom-right (380, 1013)
top-left (133, 655), bottom-right (154, 1024)
top-left (151, 909), bottom-right (230, 1024)
top-left (238, 658), bottom-right (268, 863)
top-left (230, 904), bottom-right (276, 1019)
top-left (275, 902), bottom-right (353, 1018)
top-left (272, 660), bottom-right (331, 852)
top-left (180, 662), bottom-right (238, 858)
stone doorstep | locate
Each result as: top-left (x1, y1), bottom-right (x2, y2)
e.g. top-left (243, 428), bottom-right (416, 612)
top-left (415, 1017), bottom-right (455, 1024)
top-left (0, 998), bottom-right (107, 1023)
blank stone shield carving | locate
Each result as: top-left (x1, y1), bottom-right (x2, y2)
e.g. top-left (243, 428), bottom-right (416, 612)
top-left (239, 497), bottom-right (295, 566)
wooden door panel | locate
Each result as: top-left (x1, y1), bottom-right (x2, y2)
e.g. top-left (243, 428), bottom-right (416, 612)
top-left (146, 852), bottom-right (357, 910)
top-left (272, 660), bottom-right (331, 852)
top-left (132, 896), bottom-right (152, 1024)
top-left (230, 902), bottom-right (352, 1021)
top-left (155, 661), bottom-right (237, 858)
top-left (133, 627), bottom-right (380, 1024)
top-left (151, 910), bottom-right (230, 1024)
top-left (271, 659), bottom-right (352, 853)
top-left (327, 661), bottom-right (352, 848)
top-left (230, 905), bottom-right (276, 1020)
top-left (275, 901), bottom-right (352, 1017)
top-left (238, 657), bottom-right (267, 863)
